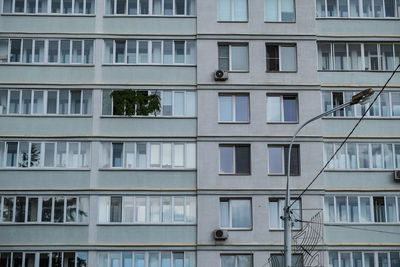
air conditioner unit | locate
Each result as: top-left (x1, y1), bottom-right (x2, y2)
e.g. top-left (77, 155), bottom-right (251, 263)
top-left (214, 70), bottom-right (228, 81)
top-left (394, 170), bottom-right (400, 181)
top-left (213, 229), bottom-right (229, 241)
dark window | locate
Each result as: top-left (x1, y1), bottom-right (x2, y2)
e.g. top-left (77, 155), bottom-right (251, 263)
top-left (110, 196), bottom-right (122, 222)
top-left (219, 144), bottom-right (251, 174)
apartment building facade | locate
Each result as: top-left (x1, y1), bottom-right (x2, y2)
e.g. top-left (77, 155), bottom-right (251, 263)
top-left (0, 0), bottom-right (399, 266)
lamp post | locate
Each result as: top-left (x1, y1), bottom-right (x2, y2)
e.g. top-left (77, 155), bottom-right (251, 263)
top-left (283, 88), bottom-right (374, 267)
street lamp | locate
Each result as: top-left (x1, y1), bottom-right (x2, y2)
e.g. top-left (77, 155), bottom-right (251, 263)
top-left (283, 88), bottom-right (374, 267)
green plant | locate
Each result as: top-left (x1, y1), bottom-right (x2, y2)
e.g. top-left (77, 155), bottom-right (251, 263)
top-left (110, 90), bottom-right (161, 116)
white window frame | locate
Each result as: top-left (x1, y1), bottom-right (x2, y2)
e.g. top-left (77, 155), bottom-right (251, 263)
top-left (219, 198), bottom-right (252, 229)
top-left (266, 43), bottom-right (297, 72)
top-left (218, 93), bottom-right (250, 123)
top-left (266, 94), bottom-right (298, 123)
top-left (218, 43), bottom-right (249, 72)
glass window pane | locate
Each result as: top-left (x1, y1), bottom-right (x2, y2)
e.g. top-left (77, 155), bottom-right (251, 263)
top-left (235, 145), bottom-right (250, 174)
top-left (0, 90), bottom-right (7, 114)
top-left (347, 143), bottom-right (357, 169)
top-left (136, 143), bottom-right (147, 168)
top-left (110, 253), bottom-right (120, 267)
top-left (186, 41), bottom-right (196, 64)
top-left (25, 254), bottom-right (36, 267)
top-left (13, 253), bottom-right (22, 267)
top-left (348, 43), bottom-right (362, 70)
top-left (41, 197), bottom-right (52, 222)
top-left (173, 253), bottom-right (184, 267)
top-left (33, 91), bottom-right (44, 114)
top-left (54, 197), bottom-right (64, 222)
top-left (386, 196), bottom-right (396, 222)
top-left (139, 0), bottom-right (148, 13)
top-left (318, 43), bottom-right (332, 70)
top-left (60, 40), bottom-right (71, 63)
top-left (163, 41), bottom-right (173, 64)
top-left (150, 143), bottom-right (161, 167)
top-left (122, 252), bottom-right (132, 267)
top-left (3, 0), bottom-right (12, 12)
top-left (218, 45), bottom-right (229, 70)
top-left (283, 95), bottom-right (297, 122)
top-left (134, 253), bottom-right (145, 267)
top-left (127, 40), bottom-right (137, 63)
top-left (220, 145), bottom-right (234, 173)
top-left (115, 40), bottom-right (126, 63)
top-left (174, 41), bottom-right (185, 63)
top-left (18, 142), bottom-right (29, 167)
top-left (268, 146), bottom-right (283, 174)
top-left (281, 46), bottom-right (297, 71)
top-left (175, 0), bottom-right (184, 14)
top-left (150, 197), bottom-right (160, 222)
top-left (384, 144), bottom-right (393, 169)
top-left (221, 256), bottom-right (235, 267)
top-left (174, 92), bottom-right (184, 116)
top-left (348, 196), bottom-right (359, 222)
top-left (235, 95), bottom-right (249, 122)
top-left (128, 0), bottom-right (137, 14)
top-left (70, 91), bottom-right (81, 114)
top-left (6, 142), bottom-right (18, 167)
top-left (56, 142), bottom-right (67, 167)
top-left (67, 142), bottom-right (79, 168)
top-left (63, 0), bottom-right (72, 13)
top-left (104, 40), bottom-right (114, 64)
top-left (66, 197), bottom-right (77, 222)
top-left (79, 196), bottom-right (89, 223)
top-left (265, 0), bottom-right (278, 21)
top-left (336, 196), bottom-right (348, 222)
top-left (327, 0), bottom-right (337, 16)
top-left (281, 0), bottom-right (294, 21)
top-left (364, 253), bottom-right (375, 267)
top-left (269, 199), bottom-right (279, 228)
top-left (77, 252), bottom-right (87, 267)
top-left (162, 143), bottom-right (172, 168)
top-left (267, 44), bottom-right (279, 71)
top-left (153, 0), bottom-right (161, 14)
top-left (334, 43), bottom-right (347, 70)
top-left (21, 90), bottom-right (31, 114)
top-left (44, 143), bottom-right (55, 167)
top-left (135, 197), bottom-right (146, 222)
top-left (123, 196), bottom-right (134, 222)
top-left (392, 92), bottom-right (400, 116)
top-left (349, 0), bottom-right (359, 16)
top-left (102, 90), bottom-right (112, 115)
top-left (371, 144), bottom-right (383, 168)
top-left (364, 44), bottom-right (379, 70)
top-left (360, 197), bottom-right (372, 222)
top-left (391, 252), bottom-right (400, 267)
top-left (10, 39), bottom-right (21, 62)
top-left (174, 143), bottom-right (184, 167)
top-left (173, 196), bottom-right (184, 222)
top-left (218, 0), bottom-right (231, 20)
top-left (84, 40), bottom-right (94, 64)
top-left (47, 91), bottom-right (57, 114)
top-left (112, 143), bottom-right (123, 167)
top-left (234, 0), bottom-right (247, 20)
top-left (152, 41), bottom-right (162, 63)
top-left (162, 91), bottom-right (173, 116)
top-left (138, 41), bottom-right (148, 63)
top-left (15, 196), bottom-right (25, 222)
top-left (358, 144), bottom-right (370, 168)
top-left (98, 196), bottom-right (110, 223)
top-left (22, 39), bottom-right (33, 63)
top-left (231, 199), bottom-right (251, 228)
top-left (231, 45), bottom-right (248, 71)
top-left (185, 143), bottom-right (196, 168)
top-left (325, 196), bottom-right (335, 222)
top-left (74, 0), bottom-right (84, 13)
top-left (27, 197), bottom-right (38, 222)
top-left (72, 41), bottom-right (83, 63)
top-left (38, 0), bottom-right (47, 12)
top-left (9, 90), bottom-right (20, 114)
top-left (220, 200), bottom-right (229, 227)
top-left (59, 90), bottom-right (68, 114)
top-left (219, 95), bottom-right (233, 122)
top-left (110, 196), bottom-right (122, 222)
top-left (381, 44), bottom-right (394, 70)
top-left (125, 142), bottom-right (135, 169)
top-left (116, 0), bottom-right (126, 13)
top-left (162, 196), bottom-right (172, 222)
top-left (185, 196), bottom-right (196, 222)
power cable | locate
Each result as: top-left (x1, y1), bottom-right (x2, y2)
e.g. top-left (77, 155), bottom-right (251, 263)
top-left (289, 63), bottom-right (400, 210)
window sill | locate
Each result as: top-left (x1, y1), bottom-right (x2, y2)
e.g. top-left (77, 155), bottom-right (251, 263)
top-left (1, 13), bottom-right (95, 17)
top-left (266, 71), bottom-right (297, 73)
top-left (99, 168), bottom-right (196, 171)
top-left (267, 121), bottom-right (299, 124)
top-left (269, 228), bottom-right (301, 231)
top-left (103, 15), bottom-right (196, 18)
top-left (264, 21), bottom-right (296, 23)
top-left (227, 70), bottom-right (249, 73)
top-left (97, 222), bottom-right (196, 226)
top-left (0, 114), bottom-right (92, 118)
top-left (217, 20), bottom-right (248, 23)
top-left (0, 168), bottom-right (90, 171)
top-left (100, 115), bottom-right (196, 119)
top-left (220, 227), bottom-right (252, 231)
top-left (102, 64), bottom-right (196, 67)
top-left (268, 173), bottom-right (300, 176)
top-left (219, 173), bottom-right (251, 176)
top-left (315, 17), bottom-right (400, 20)
top-left (218, 121), bottom-right (250, 124)
top-left (322, 116), bottom-right (400, 120)
top-left (0, 63), bottom-right (94, 66)
top-left (0, 222), bottom-right (89, 225)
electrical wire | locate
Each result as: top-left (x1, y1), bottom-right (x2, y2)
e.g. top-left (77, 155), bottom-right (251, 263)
top-left (289, 63), bottom-right (400, 210)
top-left (297, 219), bottom-right (400, 236)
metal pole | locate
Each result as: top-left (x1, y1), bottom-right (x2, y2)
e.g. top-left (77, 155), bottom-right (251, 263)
top-left (284, 102), bottom-right (352, 267)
